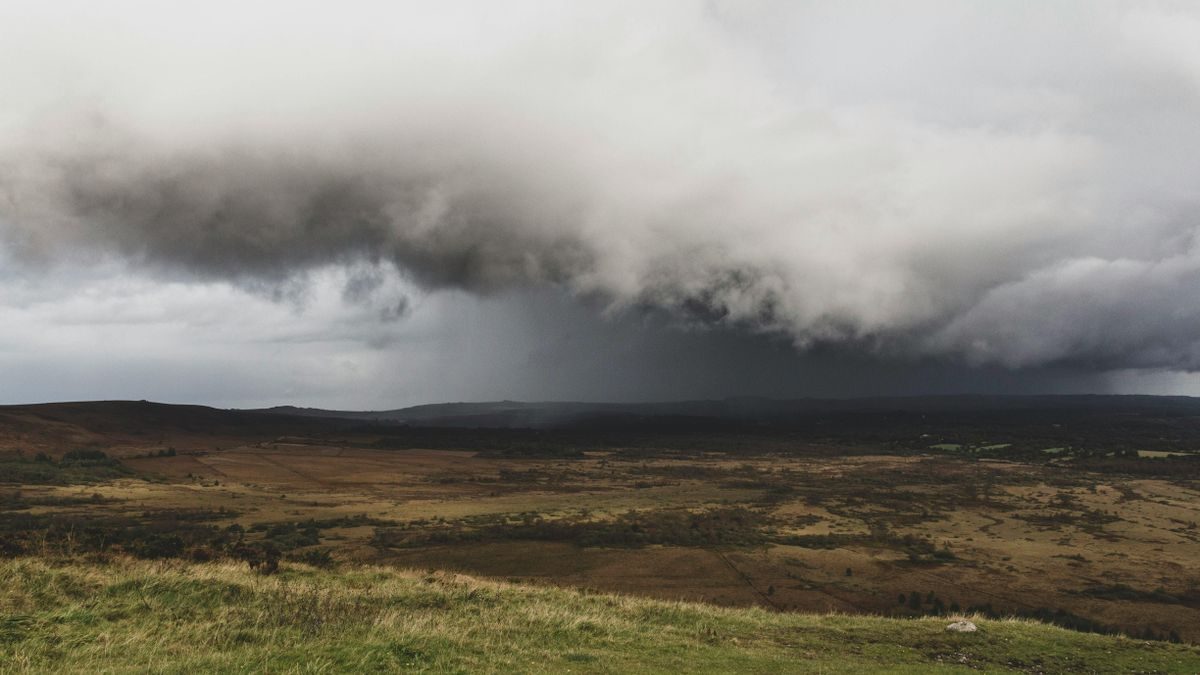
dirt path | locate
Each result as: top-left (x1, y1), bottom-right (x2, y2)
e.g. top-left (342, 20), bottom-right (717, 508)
top-left (253, 452), bottom-right (337, 488)
top-left (715, 551), bottom-right (784, 610)
top-left (193, 456), bottom-right (231, 478)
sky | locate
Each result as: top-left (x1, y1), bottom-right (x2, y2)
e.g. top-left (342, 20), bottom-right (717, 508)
top-left (2, 1), bottom-right (1200, 408)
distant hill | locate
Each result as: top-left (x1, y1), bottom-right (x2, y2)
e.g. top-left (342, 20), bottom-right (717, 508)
top-left (6, 395), bottom-right (1200, 458)
top-left (252, 394), bottom-right (1200, 429)
top-left (0, 400), bottom-right (355, 457)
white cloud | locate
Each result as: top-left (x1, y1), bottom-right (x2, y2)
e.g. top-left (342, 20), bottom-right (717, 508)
top-left (1, 1), bottom-right (1200, 402)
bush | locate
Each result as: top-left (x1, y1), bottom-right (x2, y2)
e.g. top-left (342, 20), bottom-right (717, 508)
top-left (186, 545), bottom-right (220, 562)
top-left (907, 592), bottom-right (922, 610)
top-left (289, 548), bottom-right (335, 568)
top-left (60, 449), bottom-right (110, 463)
top-left (126, 533), bottom-right (185, 559)
top-left (232, 544), bottom-right (281, 575)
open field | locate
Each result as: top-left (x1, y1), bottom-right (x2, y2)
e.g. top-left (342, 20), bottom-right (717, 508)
top-left (4, 556), bottom-right (1200, 673)
top-left (3, 399), bottom-right (1200, 653)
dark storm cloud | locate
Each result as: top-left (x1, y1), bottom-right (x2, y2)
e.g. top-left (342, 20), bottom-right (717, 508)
top-left (1, 136), bottom-right (594, 291)
top-left (3, 1), bottom-right (1200, 372)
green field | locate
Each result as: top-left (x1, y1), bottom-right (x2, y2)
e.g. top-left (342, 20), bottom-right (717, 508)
top-left (3, 556), bottom-right (1199, 674)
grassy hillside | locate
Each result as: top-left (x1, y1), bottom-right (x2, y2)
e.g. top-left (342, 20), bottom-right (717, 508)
top-left (2, 558), bottom-right (1198, 673)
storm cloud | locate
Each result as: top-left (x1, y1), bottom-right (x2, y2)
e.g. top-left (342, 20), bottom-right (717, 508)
top-left (3, 0), bottom-right (1200, 373)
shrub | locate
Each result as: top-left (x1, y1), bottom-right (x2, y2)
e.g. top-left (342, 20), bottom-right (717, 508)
top-left (290, 548), bottom-right (335, 568)
top-left (60, 449), bottom-right (110, 463)
top-left (907, 592), bottom-right (922, 610)
top-left (232, 544), bottom-right (281, 575)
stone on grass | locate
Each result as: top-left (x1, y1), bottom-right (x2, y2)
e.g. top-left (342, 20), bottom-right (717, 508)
top-left (945, 620), bottom-right (978, 633)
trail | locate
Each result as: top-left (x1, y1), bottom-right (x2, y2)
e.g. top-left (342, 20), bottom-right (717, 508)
top-left (714, 551), bottom-right (783, 610)
top-left (254, 452), bottom-right (336, 489)
top-left (194, 457), bottom-right (231, 478)
top-left (978, 515), bottom-right (1005, 536)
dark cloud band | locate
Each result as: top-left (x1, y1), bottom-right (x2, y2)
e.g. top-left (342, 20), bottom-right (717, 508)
top-left (3, 1), bottom-right (1200, 372)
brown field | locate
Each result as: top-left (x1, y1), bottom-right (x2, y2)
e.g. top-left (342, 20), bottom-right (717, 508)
top-left (4, 401), bottom-right (1200, 644)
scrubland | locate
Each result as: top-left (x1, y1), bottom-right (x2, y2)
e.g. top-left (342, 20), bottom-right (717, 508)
top-left (4, 400), bottom-right (1200, 671)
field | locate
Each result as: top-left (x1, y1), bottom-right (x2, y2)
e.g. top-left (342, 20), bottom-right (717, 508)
top-left (4, 556), bottom-right (1200, 673)
top-left (4, 398), bottom-right (1200, 666)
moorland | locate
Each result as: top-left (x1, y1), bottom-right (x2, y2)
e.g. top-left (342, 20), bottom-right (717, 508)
top-left (3, 396), bottom-right (1200, 671)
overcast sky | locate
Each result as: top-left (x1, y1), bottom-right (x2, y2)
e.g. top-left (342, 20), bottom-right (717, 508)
top-left (2, 1), bottom-right (1200, 408)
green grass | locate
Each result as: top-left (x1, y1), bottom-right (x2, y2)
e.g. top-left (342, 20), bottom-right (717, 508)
top-left (2, 557), bottom-right (1198, 673)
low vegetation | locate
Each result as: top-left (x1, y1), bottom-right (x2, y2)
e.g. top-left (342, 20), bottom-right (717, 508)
top-left (0, 450), bottom-right (131, 485)
top-left (373, 507), bottom-right (767, 549)
top-left (5, 399), bottom-right (1200, 658)
top-left (3, 556), bottom-right (1199, 673)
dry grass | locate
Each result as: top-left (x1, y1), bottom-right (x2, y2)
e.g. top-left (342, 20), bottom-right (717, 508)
top-left (9, 443), bottom-right (1200, 642)
top-left (3, 556), bottom-right (1200, 673)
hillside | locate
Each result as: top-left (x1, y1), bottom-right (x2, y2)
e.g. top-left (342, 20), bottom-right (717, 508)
top-left (2, 557), bottom-right (1199, 673)
top-left (5, 398), bottom-right (1200, 646)
top-left (250, 396), bottom-right (1200, 452)
top-left (259, 395), bottom-right (1200, 418)
top-left (9, 396), bottom-right (1200, 456)
top-left (0, 400), bottom-right (348, 458)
